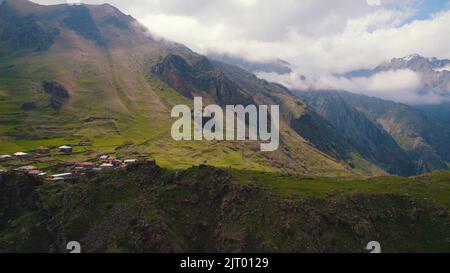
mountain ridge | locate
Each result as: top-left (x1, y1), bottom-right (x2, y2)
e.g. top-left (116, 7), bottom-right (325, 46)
top-left (342, 54), bottom-right (450, 104)
top-left (297, 89), bottom-right (450, 174)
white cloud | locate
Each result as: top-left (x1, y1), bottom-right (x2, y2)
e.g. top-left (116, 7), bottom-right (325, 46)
top-left (32, 0), bottom-right (450, 104)
top-left (367, 0), bottom-right (382, 6)
top-left (132, 1), bottom-right (449, 75)
top-left (32, 0), bottom-right (450, 71)
top-left (257, 69), bottom-right (449, 105)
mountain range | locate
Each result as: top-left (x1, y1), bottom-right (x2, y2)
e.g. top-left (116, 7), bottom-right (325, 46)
top-left (296, 90), bottom-right (450, 175)
top-left (0, 0), bottom-right (448, 177)
top-left (343, 54), bottom-right (450, 102)
top-left (0, 0), bottom-right (360, 177)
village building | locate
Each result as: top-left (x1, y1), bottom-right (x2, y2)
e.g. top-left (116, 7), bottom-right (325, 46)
top-left (0, 155), bottom-right (12, 162)
top-left (52, 177), bottom-right (65, 181)
top-left (14, 152), bottom-right (30, 158)
top-left (100, 163), bottom-right (114, 170)
top-left (51, 173), bottom-right (73, 181)
top-left (38, 172), bottom-right (47, 177)
top-left (99, 155), bottom-right (109, 161)
top-left (58, 146), bottom-right (73, 154)
top-left (15, 166), bottom-right (37, 173)
top-left (78, 162), bottom-right (96, 169)
top-left (74, 166), bottom-right (86, 172)
top-left (110, 159), bottom-right (122, 167)
top-left (0, 169), bottom-right (6, 174)
top-left (124, 159), bottom-right (138, 164)
top-left (36, 146), bottom-right (51, 154)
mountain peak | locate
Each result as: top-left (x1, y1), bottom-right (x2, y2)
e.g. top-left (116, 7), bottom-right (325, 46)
top-left (376, 54), bottom-right (446, 72)
top-left (400, 54), bottom-right (423, 61)
top-left (382, 54), bottom-right (450, 71)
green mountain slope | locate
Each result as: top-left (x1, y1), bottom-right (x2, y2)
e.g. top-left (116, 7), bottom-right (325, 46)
top-left (0, 0), bottom-right (359, 176)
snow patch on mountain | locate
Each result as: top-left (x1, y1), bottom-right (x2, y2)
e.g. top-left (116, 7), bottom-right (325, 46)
top-left (434, 65), bottom-right (450, 72)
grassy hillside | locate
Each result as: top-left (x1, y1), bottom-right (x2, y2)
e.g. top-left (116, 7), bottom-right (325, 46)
top-left (1, 162), bottom-right (449, 253)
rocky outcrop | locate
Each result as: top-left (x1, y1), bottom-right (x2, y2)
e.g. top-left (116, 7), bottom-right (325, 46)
top-left (0, 163), bottom-right (449, 253)
top-left (152, 54), bottom-right (254, 106)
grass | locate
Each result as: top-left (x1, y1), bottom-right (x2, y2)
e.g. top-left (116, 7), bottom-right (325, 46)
top-left (231, 169), bottom-right (450, 209)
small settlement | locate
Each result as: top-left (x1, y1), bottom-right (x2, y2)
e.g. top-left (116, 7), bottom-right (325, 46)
top-left (0, 145), bottom-right (139, 181)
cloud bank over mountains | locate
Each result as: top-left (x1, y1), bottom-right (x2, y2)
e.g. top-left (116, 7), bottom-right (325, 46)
top-left (259, 53), bottom-right (450, 105)
top-left (33, 0), bottom-right (450, 104)
top-left (257, 68), bottom-right (442, 105)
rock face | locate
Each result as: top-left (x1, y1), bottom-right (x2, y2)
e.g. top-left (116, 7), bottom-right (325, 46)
top-left (152, 54), bottom-right (254, 106)
top-left (0, 163), bottom-right (449, 253)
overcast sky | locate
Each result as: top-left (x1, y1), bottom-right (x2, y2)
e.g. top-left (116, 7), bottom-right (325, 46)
top-left (33, 0), bottom-right (450, 104)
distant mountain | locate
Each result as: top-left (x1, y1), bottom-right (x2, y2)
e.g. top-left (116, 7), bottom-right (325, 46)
top-left (207, 52), bottom-right (292, 74)
top-left (298, 90), bottom-right (417, 175)
top-left (297, 90), bottom-right (450, 174)
top-left (342, 54), bottom-right (450, 102)
top-left (374, 54), bottom-right (450, 73)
